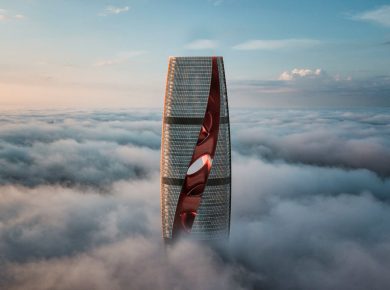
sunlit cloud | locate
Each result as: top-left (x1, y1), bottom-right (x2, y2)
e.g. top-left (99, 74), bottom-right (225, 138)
top-left (279, 68), bottom-right (329, 81)
top-left (99, 6), bottom-right (130, 16)
top-left (0, 8), bottom-right (24, 21)
top-left (233, 38), bottom-right (320, 50)
top-left (184, 39), bottom-right (218, 50)
top-left (0, 8), bottom-right (6, 20)
top-left (351, 5), bottom-right (390, 27)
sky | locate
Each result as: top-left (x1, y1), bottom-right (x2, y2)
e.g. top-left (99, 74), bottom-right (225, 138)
top-left (0, 0), bottom-right (390, 108)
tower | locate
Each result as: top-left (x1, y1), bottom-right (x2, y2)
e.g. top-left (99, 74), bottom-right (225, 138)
top-left (160, 56), bottom-right (231, 241)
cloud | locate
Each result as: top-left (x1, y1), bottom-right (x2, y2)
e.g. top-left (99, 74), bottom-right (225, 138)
top-left (0, 179), bottom-right (159, 262)
top-left (1, 109), bottom-right (390, 289)
top-left (0, 9), bottom-right (24, 21)
top-left (0, 110), bottom-right (161, 188)
top-left (232, 38), bottom-right (320, 50)
top-left (4, 237), bottom-right (240, 290)
top-left (229, 165), bottom-right (390, 289)
top-left (229, 72), bottom-right (390, 107)
top-left (0, 9), bottom-right (5, 20)
top-left (232, 109), bottom-right (390, 177)
top-left (212, 0), bottom-right (224, 6)
top-left (351, 5), bottom-right (390, 27)
top-left (0, 139), bottom-right (160, 188)
top-left (99, 6), bottom-right (130, 16)
top-left (94, 50), bottom-right (147, 67)
top-left (184, 39), bottom-right (218, 50)
top-left (278, 68), bottom-right (329, 81)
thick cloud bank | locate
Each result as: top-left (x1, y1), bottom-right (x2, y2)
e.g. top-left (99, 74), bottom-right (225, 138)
top-left (0, 110), bottom-right (161, 188)
top-left (0, 108), bottom-right (389, 290)
top-left (233, 109), bottom-right (390, 177)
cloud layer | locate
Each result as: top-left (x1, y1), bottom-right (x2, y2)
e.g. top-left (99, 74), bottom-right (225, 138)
top-left (0, 110), bottom-right (161, 188)
top-left (0, 108), bottom-right (389, 289)
top-left (232, 109), bottom-right (390, 177)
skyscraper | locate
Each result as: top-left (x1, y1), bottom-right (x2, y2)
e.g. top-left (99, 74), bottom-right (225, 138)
top-left (160, 56), bottom-right (231, 241)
